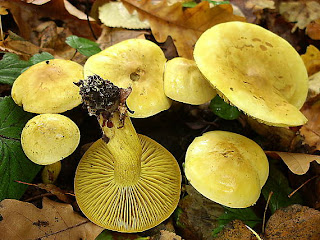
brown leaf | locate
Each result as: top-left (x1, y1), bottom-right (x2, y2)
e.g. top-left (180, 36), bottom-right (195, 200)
top-left (264, 204), bottom-right (320, 240)
top-left (0, 198), bottom-right (103, 240)
top-left (265, 151), bottom-right (320, 175)
top-left (122, 0), bottom-right (245, 59)
top-left (279, 1), bottom-right (320, 32)
top-left (215, 220), bottom-right (258, 240)
top-left (159, 230), bottom-right (182, 240)
top-left (0, 0), bottom-right (101, 41)
top-left (300, 100), bottom-right (320, 153)
top-left (301, 45), bottom-right (320, 76)
top-left (306, 19), bottom-right (320, 40)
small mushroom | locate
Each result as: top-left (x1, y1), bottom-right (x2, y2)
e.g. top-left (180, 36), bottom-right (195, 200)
top-left (83, 38), bottom-right (171, 118)
top-left (11, 59), bottom-right (83, 114)
top-left (21, 114), bottom-right (80, 165)
top-left (164, 57), bottom-right (217, 105)
top-left (185, 131), bottom-right (269, 208)
top-left (194, 21), bottom-right (308, 127)
top-left (74, 75), bottom-right (181, 232)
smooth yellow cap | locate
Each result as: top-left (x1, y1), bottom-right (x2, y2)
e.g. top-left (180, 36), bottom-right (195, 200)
top-left (194, 22), bottom-right (308, 127)
top-left (185, 131), bottom-right (269, 208)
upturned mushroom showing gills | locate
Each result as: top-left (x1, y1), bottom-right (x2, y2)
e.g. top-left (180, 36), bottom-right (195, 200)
top-left (164, 57), bottom-right (217, 105)
top-left (185, 131), bottom-right (269, 208)
top-left (194, 21), bottom-right (308, 127)
top-left (74, 75), bottom-right (181, 232)
top-left (11, 59), bottom-right (83, 114)
top-left (83, 39), bottom-right (171, 118)
top-left (21, 114), bottom-right (80, 165)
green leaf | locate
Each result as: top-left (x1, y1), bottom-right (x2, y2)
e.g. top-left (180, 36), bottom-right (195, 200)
top-left (261, 162), bottom-right (303, 214)
top-left (182, 1), bottom-right (197, 7)
top-left (183, 0), bottom-right (230, 8)
top-left (210, 95), bottom-right (241, 120)
top-left (95, 230), bottom-right (148, 240)
top-left (212, 207), bottom-right (261, 236)
top-left (0, 97), bottom-right (41, 201)
top-left (29, 52), bottom-right (54, 65)
top-left (0, 53), bottom-right (32, 85)
top-left (66, 35), bottom-right (101, 57)
top-left (207, 0), bottom-right (230, 6)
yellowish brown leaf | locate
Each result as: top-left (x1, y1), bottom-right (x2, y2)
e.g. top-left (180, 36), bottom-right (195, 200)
top-left (121, 0), bottom-right (245, 59)
top-left (0, 198), bottom-right (103, 240)
top-left (301, 45), bottom-right (320, 76)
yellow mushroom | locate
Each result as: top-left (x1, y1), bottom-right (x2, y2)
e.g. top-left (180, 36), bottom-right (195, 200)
top-left (11, 59), bottom-right (83, 114)
top-left (185, 131), bottom-right (269, 208)
top-left (164, 57), bottom-right (217, 105)
top-left (21, 114), bottom-right (80, 165)
top-left (194, 21), bottom-right (308, 127)
top-left (83, 39), bottom-right (171, 118)
top-left (74, 75), bottom-right (181, 232)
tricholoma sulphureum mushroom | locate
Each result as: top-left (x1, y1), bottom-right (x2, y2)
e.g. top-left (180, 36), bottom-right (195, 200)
top-left (185, 131), bottom-right (269, 208)
top-left (83, 39), bottom-right (171, 118)
top-left (74, 75), bottom-right (181, 232)
top-left (194, 21), bottom-right (308, 127)
top-left (21, 114), bottom-right (80, 165)
top-left (11, 59), bottom-right (83, 114)
top-left (164, 57), bottom-right (217, 105)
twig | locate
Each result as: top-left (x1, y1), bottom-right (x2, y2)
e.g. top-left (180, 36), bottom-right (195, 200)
top-left (288, 175), bottom-right (319, 198)
top-left (262, 191), bottom-right (273, 234)
top-left (24, 193), bottom-right (54, 202)
top-left (86, 0), bottom-right (97, 40)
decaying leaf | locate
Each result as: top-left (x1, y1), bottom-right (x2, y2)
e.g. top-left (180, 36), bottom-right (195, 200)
top-left (279, 1), bottom-right (320, 32)
top-left (265, 151), bottom-right (320, 175)
top-left (245, 0), bottom-right (275, 11)
top-left (99, 1), bottom-right (150, 29)
top-left (159, 230), bottom-right (182, 240)
top-left (264, 204), bottom-right (320, 240)
top-left (214, 220), bottom-right (258, 240)
top-left (301, 45), bottom-right (320, 76)
top-left (308, 71), bottom-right (320, 99)
top-left (300, 100), bottom-right (320, 153)
top-left (306, 19), bottom-right (320, 40)
top-left (0, 197), bottom-right (103, 240)
top-left (0, 0), bottom-right (101, 41)
top-left (122, 0), bottom-right (245, 59)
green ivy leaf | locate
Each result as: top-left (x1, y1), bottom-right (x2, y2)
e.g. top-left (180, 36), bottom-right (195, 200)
top-left (212, 207), bottom-right (261, 236)
top-left (210, 95), bottom-right (241, 120)
top-left (0, 53), bottom-right (32, 85)
top-left (0, 97), bottom-right (41, 201)
top-left (261, 162), bottom-right (303, 214)
top-left (29, 52), bottom-right (54, 65)
top-left (183, 0), bottom-right (229, 8)
top-left (66, 35), bottom-right (101, 57)
top-left (182, 1), bottom-right (197, 7)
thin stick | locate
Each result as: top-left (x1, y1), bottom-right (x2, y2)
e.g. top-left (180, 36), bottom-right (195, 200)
top-left (288, 175), bottom-right (319, 198)
top-left (0, 16), bottom-right (4, 43)
top-left (262, 191), bottom-right (273, 234)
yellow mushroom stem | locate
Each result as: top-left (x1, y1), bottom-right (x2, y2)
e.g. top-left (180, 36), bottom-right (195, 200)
top-left (98, 112), bottom-right (142, 186)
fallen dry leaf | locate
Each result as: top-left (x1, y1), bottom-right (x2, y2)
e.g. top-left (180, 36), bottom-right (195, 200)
top-left (308, 71), bottom-right (320, 99)
top-left (264, 204), bottom-right (320, 240)
top-left (0, 0), bottom-right (101, 41)
top-left (215, 220), bottom-right (258, 240)
top-left (122, 0), bottom-right (245, 59)
top-left (159, 230), bottom-right (182, 240)
top-left (300, 100), bottom-right (320, 153)
top-left (301, 45), bottom-right (320, 76)
top-left (265, 151), bottom-right (320, 175)
top-left (306, 19), bottom-right (320, 40)
top-left (0, 197), bottom-right (103, 240)
top-left (279, 1), bottom-right (320, 32)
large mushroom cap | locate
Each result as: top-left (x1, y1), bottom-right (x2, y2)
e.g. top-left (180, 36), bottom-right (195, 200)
top-left (74, 134), bottom-right (181, 232)
top-left (164, 57), bottom-right (216, 105)
top-left (83, 39), bottom-right (171, 118)
top-left (185, 131), bottom-right (269, 208)
top-left (11, 59), bottom-right (83, 114)
top-left (21, 114), bottom-right (80, 165)
top-left (194, 21), bottom-right (308, 127)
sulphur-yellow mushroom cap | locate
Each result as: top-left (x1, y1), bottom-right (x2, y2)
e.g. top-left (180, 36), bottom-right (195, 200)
top-left (185, 131), bottom-right (269, 208)
top-left (21, 114), bottom-right (80, 165)
top-left (194, 21), bottom-right (308, 127)
top-left (83, 39), bottom-right (171, 118)
top-left (74, 134), bottom-right (181, 232)
top-left (164, 57), bottom-right (217, 105)
top-left (11, 59), bottom-right (83, 114)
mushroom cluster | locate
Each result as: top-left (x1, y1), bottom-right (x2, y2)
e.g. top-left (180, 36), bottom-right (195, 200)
top-left (11, 59), bottom-right (82, 166)
top-left (74, 75), bottom-right (181, 232)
